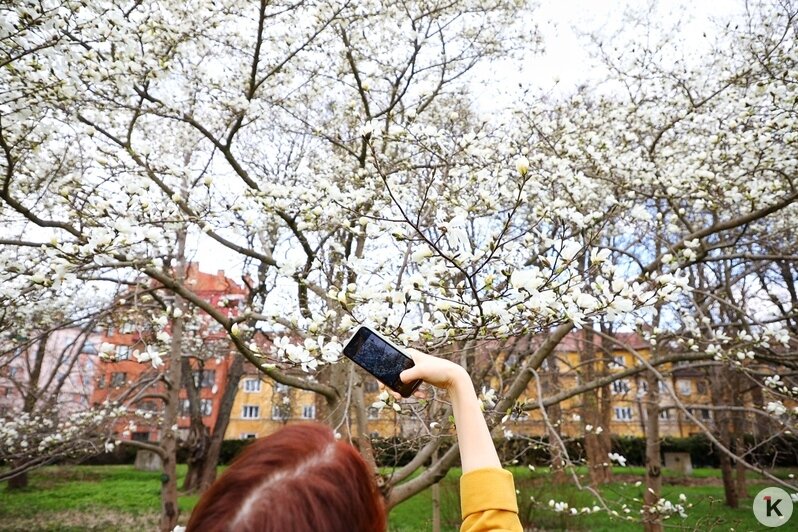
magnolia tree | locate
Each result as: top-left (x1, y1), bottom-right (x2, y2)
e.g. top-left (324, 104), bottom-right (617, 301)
top-left (2, 0), bottom-right (798, 530)
top-left (0, 284), bottom-right (125, 487)
top-left (506, 2), bottom-right (798, 528)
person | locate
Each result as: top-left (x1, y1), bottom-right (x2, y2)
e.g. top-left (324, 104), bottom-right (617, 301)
top-left (186, 349), bottom-right (522, 531)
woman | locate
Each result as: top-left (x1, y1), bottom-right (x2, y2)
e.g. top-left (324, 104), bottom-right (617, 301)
top-left (186, 349), bottom-right (522, 531)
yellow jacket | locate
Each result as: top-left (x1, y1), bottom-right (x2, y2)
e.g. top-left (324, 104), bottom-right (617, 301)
top-left (460, 468), bottom-right (523, 532)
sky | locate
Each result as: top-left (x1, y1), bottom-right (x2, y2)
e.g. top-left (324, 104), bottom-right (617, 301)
top-left (193, 0), bottom-right (753, 280)
top-left (476, 0), bottom-right (749, 104)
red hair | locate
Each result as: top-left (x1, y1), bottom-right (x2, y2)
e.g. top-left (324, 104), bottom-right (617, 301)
top-left (186, 423), bottom-right (386, 532)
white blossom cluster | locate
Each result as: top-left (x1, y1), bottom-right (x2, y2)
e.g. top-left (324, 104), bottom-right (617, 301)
top-left (0, 404), bottom-right (126, 468)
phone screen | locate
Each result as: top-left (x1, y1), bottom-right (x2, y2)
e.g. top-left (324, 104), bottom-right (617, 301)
top-left (343, 327), bottom-right (421, 397)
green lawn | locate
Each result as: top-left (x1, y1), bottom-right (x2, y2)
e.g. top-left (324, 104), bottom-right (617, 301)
top-left (1, 465), bottom-right (796, 531)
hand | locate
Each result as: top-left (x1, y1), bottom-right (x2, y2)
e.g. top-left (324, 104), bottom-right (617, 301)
top-left (399, 348), bottom-right (470, 391)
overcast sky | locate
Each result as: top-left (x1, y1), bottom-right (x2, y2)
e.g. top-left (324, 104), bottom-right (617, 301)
top-left (474, 0), bottom-right (749, 107)
top-left (194, 0), bottom-right (752, 279)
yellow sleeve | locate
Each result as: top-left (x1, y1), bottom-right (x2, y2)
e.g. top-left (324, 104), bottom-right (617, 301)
top-left (460, 468), bottom-right (523, 532)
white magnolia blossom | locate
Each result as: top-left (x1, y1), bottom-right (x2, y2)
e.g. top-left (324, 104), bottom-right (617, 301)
top-left (608, 452), bottom-right (628, 467)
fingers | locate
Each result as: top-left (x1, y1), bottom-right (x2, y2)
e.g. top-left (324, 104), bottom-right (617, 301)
top-left (400, 366), bottom-right (422, 383)
top-left (404, 347), bottom-right (425, 360)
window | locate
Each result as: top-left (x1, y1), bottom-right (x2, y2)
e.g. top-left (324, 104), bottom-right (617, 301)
top-left (611, 355), bottom-right (626, 368)
top-left (272, 405), bottom-right (289, 420)
top-left (659, 409), bottom-right (671, 420)
top-left (120, 322), bottom-right (137, 334)
top-left (242, 405), bottom-right (260, 419)
top-left (115, 345), bottom-right (131, 360)
top-left (614, 407), bottom-right (633, 421)
top-left (658, 380), bottom-right (669, 393)
top-left (9, 366), bottom-right (19, 379)
top-left (677, 380), bottom-right (692, 396)
top-left (182, 399), bottom-right (213, 417)
top-left (244, 379), bottom-right (261, 392)
top-left (241, 433), bottom-right (257, 440)
top-left (200, 399), bottom-right (213, 417)
top-left (611, 380), bottom-right (631, 394)
top-left (82, 342), bottom-right (98, 355)
top-left (696, 381), bottom-right (707, 394)
top-left (364, 379), bottom-right (379, 393)
top-left (699, 408), bottom-right (711, 420)
top-left (111, 372), bottom-right (127, 387)
top-left (301, 405), bottom-right (316, 419)
top-left (368, 407), bottom-right (380, 420)
top-left (193, 370), bottom-right (216, 389)
top-left (132, 432), bottom-right (150, 442)
top-left (275, 383), bottom-right (289, 394)
top-left (638, 380), bottom-right (649, 393)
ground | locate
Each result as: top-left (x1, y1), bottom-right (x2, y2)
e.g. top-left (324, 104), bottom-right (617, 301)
top-left (1, 465), bottom-right (795, 531)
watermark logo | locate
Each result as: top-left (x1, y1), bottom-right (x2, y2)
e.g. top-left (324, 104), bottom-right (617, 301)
top-left (753, 487), bottom-right (793, 528)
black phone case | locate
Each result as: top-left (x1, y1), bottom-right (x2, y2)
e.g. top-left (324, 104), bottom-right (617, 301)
top-left (343, 327), bottom-right (422, 398)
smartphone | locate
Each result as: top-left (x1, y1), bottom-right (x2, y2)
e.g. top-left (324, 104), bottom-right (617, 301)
top-left (343, 326), bottom-right (422, 398)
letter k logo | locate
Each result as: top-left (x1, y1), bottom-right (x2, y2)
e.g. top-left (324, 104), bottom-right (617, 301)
top-left (754, 487), bottom-right (793, 526)
top-left (765, 496), bottom-right (783, 518)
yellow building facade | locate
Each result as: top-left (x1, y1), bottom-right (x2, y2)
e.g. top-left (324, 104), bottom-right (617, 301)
top-left (225, 368), bottom-right (403, 440)
top-left (226, 333), bottom-right (720, 441)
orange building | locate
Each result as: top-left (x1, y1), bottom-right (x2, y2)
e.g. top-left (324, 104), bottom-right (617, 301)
top-left (91, 263), bottom-right (246, 442)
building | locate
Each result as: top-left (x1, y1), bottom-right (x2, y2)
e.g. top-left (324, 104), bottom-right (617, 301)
top-left (225, 366), bottom-right (400, 440)
top-left (90, 263), bottom-right (247, 442)
top-left (0, 327), bottom-right (99, 418)
top-left (497, 331), bottom-right (717, 439)
top-left (223, 330), bottom-right (724, 442)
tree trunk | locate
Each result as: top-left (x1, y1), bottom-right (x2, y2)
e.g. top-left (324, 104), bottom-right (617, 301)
top-left (7, 338), bottom-right (49, 491)
top-left (6, 469), bottom-right (28, 490)
top-left (543, 355), bottom-right (566, 484)
top-left (734, 434), bottom-right (748, 500)
top-left (352, 374), bottom-right (377, 472)
top-left (159, 230), bottom-right (187, 532)
top-left (322, 362), bottom-right (348, 435)
top-left (580, 326), bottom-right (610, 485)
top-left (643, 368), bottom-right (662, 532)
top-left (197, 354), bottom-right (245, 492)
top-left (181, 358), bottom-right (209, 493)
top-left (731, 375), bottom-right (748, 500)
top-left (597, 330), bottom-right (614, 483)
top-left (711, 367), bottom-right (738, 509)
top-left (182, 427), bottom-right (210, 493)
top-left (718, 450), bottom-right (738, 508)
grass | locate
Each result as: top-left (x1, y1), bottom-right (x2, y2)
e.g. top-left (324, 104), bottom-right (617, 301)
top-left (1, 465), bottom-right (796, 531)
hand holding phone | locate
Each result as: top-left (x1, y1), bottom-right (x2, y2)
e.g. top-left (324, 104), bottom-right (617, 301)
top-left (342, 326), bottom-right (422, 398)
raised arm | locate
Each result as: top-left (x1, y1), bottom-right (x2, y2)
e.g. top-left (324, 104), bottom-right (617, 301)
top-left (400, 349), bottom-right (522, 532)
top-left (399, 349), bottom-right (501, 472)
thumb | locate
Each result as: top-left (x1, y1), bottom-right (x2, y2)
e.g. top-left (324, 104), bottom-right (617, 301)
top-left (400, 366), bottom-right (423, 383)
